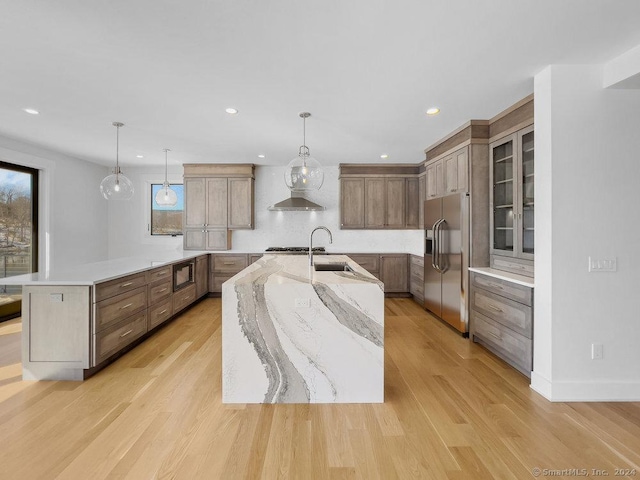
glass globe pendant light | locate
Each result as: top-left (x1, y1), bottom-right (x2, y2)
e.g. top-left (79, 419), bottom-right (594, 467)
top-left (284, 112), bottom-right (324, 191)
top-left (155, 148), bottom-right (178, 206)
top-left (100, 122), bottom-right (134, 200)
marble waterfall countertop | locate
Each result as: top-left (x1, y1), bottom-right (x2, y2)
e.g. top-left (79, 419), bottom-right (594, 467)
top-left (0, 251), bottom-right (209, 286)
top-left (222, 254), bottom-right (384, 404)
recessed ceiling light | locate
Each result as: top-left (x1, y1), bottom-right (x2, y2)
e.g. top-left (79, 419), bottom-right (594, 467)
top-left (225, 107), bottom-right (238, 115)
top-left (426, 107), bottom-right (440, 116)
top-left (380, 154), bottom-right (389, 159)
top-left (23, 108), bottom-right (40, 115)
top-left (257, 154), bottom-right (265, 158)
top-left (136, 155), bottom-right (144, 158)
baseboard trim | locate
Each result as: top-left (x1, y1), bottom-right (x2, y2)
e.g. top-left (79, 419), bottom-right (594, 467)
top-left (530, 371), bottom-right (640, 402)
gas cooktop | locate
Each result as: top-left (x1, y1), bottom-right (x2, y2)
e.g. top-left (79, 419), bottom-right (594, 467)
top-left (265, 247), bottom-right (326, 253)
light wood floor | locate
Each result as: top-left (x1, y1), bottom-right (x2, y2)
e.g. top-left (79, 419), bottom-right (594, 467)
top-left (0, 298), bottom-right (638, 479)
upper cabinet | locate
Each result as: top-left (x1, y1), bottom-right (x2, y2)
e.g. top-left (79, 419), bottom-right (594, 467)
top-left (490, 126), bottom-right (534, 268)
top-left (425, 146), bottom-right (468, 199)
top-left (339, 164), bottom-right (421, 230)
top-left (183, 164), bottom-right (255, 251)
top-left (487, 95), bottom-right (534, 277)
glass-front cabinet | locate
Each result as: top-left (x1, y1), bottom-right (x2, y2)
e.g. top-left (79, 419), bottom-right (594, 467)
top-left (490, 124), bottom-right (534, 265)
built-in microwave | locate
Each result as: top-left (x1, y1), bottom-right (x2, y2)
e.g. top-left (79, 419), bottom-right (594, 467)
top-left (173, 260), bottom-right (194, 291)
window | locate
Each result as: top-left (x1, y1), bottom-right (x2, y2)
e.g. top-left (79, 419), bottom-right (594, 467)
top-left (151, 184), bottom-right (184, 236)
top-left (0, 161), bottom-right (38, 321)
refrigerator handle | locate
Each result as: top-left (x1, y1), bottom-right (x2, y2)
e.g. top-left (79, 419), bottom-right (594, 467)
top-left (433, 219), bottom-right (444, 273)
top-left (438, 219), bottom-right (448, 273)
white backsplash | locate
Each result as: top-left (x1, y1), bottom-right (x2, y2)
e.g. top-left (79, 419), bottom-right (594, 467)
top-left (231, 166), bottom-right (424, 255)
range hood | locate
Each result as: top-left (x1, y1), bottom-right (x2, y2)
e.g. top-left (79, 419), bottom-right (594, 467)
top-left (268, 192), bottom-right (325, 211)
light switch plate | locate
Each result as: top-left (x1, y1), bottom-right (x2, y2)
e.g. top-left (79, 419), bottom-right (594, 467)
top-left (588, 256), bottom-right (617, 272)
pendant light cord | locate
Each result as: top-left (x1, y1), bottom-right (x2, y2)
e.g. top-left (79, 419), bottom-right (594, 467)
top-left (164, 149), bottom-right (169, 184)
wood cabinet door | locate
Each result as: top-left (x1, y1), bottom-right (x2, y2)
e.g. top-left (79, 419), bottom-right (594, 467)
top-left (386, 178), bottom-right (406, 228)
top-left (435, 160), bottom-right (445, 197)
top-left (184, 178), bottom-right (206, 228)
top-left (206, 229), bottom-right (230, 250)
top-left (195, 255), bottom-right (209, 298)
top-left (340, 178), bottom-right (365, 228)
top-left (364, 178), bottom-right (385, 228)
top-left (380, 254), bottom-right (408, 292)
top-left (184, 229), bottom-right (206, 250)
top-left (425, 163), bottom-right (438, 200)
top-left (454, 147), bottom-right (468, 193)
top-left (405, 177), bottom-right (420, 229)
top-left (206, 178), bottom-right (228, 228)
top-left (444, 153), bottom-right (458, 194)
top-left (418, 175), bottom-right (426, 229)
top-left (228, 177), bottom-right (253, 229)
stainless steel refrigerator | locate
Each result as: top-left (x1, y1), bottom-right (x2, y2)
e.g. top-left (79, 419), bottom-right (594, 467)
top-left (424, 193), bottom-right (470, 335)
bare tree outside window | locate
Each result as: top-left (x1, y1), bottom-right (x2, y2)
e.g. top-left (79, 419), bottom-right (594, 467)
top-left (151, 184), bottom-right (184, 236)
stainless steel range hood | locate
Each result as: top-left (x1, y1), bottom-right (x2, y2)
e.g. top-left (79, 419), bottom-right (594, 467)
top-left (268, 192), bottom-right (325, 211)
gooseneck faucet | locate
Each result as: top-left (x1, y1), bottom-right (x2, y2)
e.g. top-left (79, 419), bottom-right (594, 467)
top-left (309, 226), bottom-right (333, 266)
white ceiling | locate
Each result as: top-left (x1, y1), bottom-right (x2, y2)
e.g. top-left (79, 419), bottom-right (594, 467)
top-left (1, 0), bottom-right (640, 168)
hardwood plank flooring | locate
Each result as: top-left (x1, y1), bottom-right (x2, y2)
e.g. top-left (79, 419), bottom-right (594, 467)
top-left (0, 298), bottom-right (639, 479)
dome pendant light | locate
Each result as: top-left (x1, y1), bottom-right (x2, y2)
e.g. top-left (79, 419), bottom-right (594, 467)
top-left (155, 148), bottom-right (178, 207)
top-left (100, 122), bottom-right (134, 200)
top-left (284, 112), bottom-right (324, 191)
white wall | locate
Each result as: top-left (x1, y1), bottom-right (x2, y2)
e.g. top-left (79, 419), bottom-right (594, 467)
top-left (0, 135), bottom-right (108, 272)
top-left (107, 165), bottom-right (424, 258)
top-left (107, 166), bottom-right (184, 259)
top-left (532, 64), bottom-right (640, 401)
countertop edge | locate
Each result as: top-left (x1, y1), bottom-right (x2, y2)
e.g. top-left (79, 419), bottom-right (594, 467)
top-left (468, 267), bottom-right (535, 288)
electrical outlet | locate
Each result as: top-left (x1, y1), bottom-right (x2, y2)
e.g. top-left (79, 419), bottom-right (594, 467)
top-left (50, 293), bottom-right (63, 303)
top-left (294, 298), bottom-right (311, 308)
top-left (591, 343), bottom-right (603, 360)
top-left (588, 256), bottom-right (617, 272)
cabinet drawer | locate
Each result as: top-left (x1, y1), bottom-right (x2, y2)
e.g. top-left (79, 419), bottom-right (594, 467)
top-left (491, 256), bottom-right (534, 278)
top-left (472, 273), bottom-right (532, 306)
top-left (471, 311), bottom-right (532, 373)
top-left (93, 311), bottom-right (147, 365)
top-left (148, 280), bottom-right (172, 305)
top-left (348, 255), bottom-right (379, 273)
top-left (148, 298), bottom-right (173, 330)
top-left (471, 289), bottom-right (532, 338)
top-left (94, 272), bottom-right (147, 302)
top-left (249, 254), bottom-right (263, 264)
top-left (173, 284), bottom-right (196, 313)
top-left (94, 286), bottom-right (147, 333)
top-left (148, 266), bottom-right (172, 284)
top-left (212, 255), bottom-right (248, 273)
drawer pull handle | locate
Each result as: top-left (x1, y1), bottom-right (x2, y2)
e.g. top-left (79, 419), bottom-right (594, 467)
top-left (223, 261), bottom-right (235, 265)
top-left (488, 282), bottom-right (504, 290)
top-left (159, 309), bottom-right (168, 315)
top-left (487, 331), bottom-right (501, 340)
top-left (120, 282), bottom-right (133, 287)
top-left (183, 296), bottom-right (189, 301)
top-left (487, 304), bottom-right (503, 313)
top-left (120, 303), bottom-right (133, 310)
top-left (449, 188), bottom-right (455, 192)
top-left (158, 288), bottom-right (168, 293)
top-left (155, 272), bottom-right (166, 277)
top-left (120, 329), bottom-right (133, 338)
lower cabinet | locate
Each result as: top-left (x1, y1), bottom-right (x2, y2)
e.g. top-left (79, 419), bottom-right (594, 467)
top-left (93, 311), bottom-right (147, 365)
top-left (380, 254), bottom-right (408, 293)
top-left (209, 254), bottom-right (249, 294)
top-left (195, 254), bottom-right (209, 298)
top-left (469, 272), bottom-right (533, 376)
top-left (347, 253), bottom-right (408, 294)
top-left (409, 255), bottom-right (424, 304)
top-left (173, 283), bottom-right (197, 313)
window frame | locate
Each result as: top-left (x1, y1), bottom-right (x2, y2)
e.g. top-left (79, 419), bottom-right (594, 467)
top-left (149, 181), bottom-right (184, 237)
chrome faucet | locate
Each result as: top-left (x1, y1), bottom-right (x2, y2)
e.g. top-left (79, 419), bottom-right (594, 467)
top-left (309, 226), bottom-right (333, 266)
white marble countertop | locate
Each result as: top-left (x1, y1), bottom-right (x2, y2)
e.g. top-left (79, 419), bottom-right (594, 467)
top-left (0, 251), bottom-right (209, 286)
top-left (468, 267), bottom-right (534, 288)
top-left (225, 254), bottom-right (384, 288)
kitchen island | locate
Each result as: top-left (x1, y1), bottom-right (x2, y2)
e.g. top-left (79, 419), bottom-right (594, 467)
top-left (222, 254), bottom-right (384, 403)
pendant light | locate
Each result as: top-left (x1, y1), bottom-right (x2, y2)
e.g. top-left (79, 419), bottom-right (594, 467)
top-left (155, 148), bottom-right (178, 206)
top-left (284, 112), bottom-right (324, 191)
top-left (100, 122), bottom-right (134, 200)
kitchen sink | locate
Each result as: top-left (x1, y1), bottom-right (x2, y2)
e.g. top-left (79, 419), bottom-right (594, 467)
top-left (313, 262), bottom-right (354, 272)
